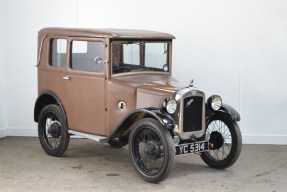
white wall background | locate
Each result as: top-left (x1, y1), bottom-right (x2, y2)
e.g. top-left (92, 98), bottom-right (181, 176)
top-left (0, 0), bottom-right (286, 144)
top-left (0, 0), bottom-right (7, 137)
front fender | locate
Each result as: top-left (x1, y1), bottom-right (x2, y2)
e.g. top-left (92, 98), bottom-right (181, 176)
top-left (219, 104), bottom-right (240, 121)
top-left (108, 108), bottom-right (175, 139)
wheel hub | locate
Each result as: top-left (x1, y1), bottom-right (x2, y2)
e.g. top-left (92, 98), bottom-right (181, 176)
top-left (48, 122), bottom-right (61, 138)
top-left (145, 141), bottom-right (161, 159)
top-left (209, 131), bottom-right (224, 150)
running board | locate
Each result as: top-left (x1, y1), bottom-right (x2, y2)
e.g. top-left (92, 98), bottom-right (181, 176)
top-left (68, 130), bottom-right (108, 143)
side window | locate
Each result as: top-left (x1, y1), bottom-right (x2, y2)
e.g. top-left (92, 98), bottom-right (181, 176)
top-left (49, 39), bottom-right (67, 67)
top-left (71, 40), bottom-right (105, 72)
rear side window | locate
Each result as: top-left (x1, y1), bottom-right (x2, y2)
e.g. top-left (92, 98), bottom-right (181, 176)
top-left (71, 40), bottom-right (105, 72)
top-left (49, 39), bottom-right (67, 67)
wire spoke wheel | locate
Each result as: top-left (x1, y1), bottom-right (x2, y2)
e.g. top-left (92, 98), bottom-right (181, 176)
top-left (129, 118), bottom-right (175, 183)
top-left (201, 112), bottom-right (242, 169)
top-left (134, 128), bottom-right (164, 175)
top-left (41, 115), bottom-right (61, 150)
top-left (205, 120), bottom-right (232, 161)
top-left (38, 105), bottom-right (70, 157)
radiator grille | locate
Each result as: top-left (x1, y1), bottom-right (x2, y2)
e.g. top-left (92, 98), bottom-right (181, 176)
top-left (183, 96), bottom-right (203, 132)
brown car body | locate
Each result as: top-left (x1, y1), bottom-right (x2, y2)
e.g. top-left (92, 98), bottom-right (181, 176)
top-left (36, 28), bottom-right (179, 136)
top-left (34, 28), bottom-right (242, 183)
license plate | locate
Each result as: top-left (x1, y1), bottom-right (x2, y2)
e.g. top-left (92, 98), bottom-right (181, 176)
top-left (175, 141), bottom-right (209, 155)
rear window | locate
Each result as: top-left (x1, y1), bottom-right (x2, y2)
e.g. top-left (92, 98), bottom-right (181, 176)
top-left (49, 39), bottom-right (67, 67)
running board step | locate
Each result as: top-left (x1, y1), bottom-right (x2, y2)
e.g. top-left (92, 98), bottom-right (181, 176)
top-left (68, 130), bottom-right (108, 143)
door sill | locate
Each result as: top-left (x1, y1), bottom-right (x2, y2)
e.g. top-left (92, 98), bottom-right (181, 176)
top-left (68, 130), bottom-right (108, 143)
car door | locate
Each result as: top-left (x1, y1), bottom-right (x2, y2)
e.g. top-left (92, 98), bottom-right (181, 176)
top-left (63, 37), bottom-right (106, 136)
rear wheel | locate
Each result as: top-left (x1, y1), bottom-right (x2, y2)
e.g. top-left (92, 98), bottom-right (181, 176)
top-left (201, 112), bottom-right (242, 169)
top-left (129, 118), bottom-right (175, 183)
top-left (108, 137), bottom-right (128, 148)
top-left (38, 104), bottom-right (70, 157)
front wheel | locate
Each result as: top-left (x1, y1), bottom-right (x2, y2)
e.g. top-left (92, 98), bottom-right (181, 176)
top-left (129, 118), bottom-right (175, 183)
top-left (201, 112), bottom-right (242, 169)
top-left (38, 104), bottom-right (70, 157)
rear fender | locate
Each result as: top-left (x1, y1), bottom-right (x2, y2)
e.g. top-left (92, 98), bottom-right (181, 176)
top-left (34, 91), bottom-right (66, 122)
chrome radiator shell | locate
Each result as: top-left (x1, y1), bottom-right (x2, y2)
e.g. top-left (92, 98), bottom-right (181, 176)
top-left (173, 88), bottom-right (206, 140)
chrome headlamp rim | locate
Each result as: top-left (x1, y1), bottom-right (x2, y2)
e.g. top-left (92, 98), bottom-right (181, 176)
top-left (207, 95), bottom-right (222, 111)
top-left (161, 97), bottom-right (177, 114)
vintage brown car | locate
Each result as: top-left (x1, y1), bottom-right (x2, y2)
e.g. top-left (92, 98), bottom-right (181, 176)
top-left (34, 27), bottom-right (242, 183)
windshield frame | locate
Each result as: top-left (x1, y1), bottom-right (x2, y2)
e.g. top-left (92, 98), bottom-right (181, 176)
top-left (110, 39), bottom-right (172, 77)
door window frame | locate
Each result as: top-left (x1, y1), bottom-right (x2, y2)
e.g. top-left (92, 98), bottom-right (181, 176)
top-left (66, 37), bottom-right (107, 77)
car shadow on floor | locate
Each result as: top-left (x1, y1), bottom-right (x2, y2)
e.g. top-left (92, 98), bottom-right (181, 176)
top-left (63, 139), bottom-right (228, 180)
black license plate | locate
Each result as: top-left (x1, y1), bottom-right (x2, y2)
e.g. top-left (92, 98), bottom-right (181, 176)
top-left (175, 141), bottom-right (209, 155)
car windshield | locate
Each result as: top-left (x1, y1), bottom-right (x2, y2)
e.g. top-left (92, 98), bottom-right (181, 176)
top-left (112, 41), bottom-right (171, 75)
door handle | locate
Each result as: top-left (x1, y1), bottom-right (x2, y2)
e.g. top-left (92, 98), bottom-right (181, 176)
top-left (62, 75), bottom-right (70, 80)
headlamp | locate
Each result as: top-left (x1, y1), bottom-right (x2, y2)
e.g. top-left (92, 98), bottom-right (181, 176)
top-left (162, 97), bottom-right (177, 114)
top-left (207, 95), bottom-right (222, 111)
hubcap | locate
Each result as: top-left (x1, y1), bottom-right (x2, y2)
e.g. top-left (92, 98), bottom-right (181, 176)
top-left (48, 122), bottom-right (61, 138)
top-left (209, 131), bottom-right (224, 150)
top-left (145, 141), bottom-right (161, 159)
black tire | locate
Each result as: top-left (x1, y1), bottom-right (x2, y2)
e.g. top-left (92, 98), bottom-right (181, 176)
top-left (129, 118), bottom-right (175, 183)
top-left (38, 104), bottom-right (70, 157)
top-left (108, 137), bottom-right (128, 148)
top-left (201, 112), bottom-right (242, 169)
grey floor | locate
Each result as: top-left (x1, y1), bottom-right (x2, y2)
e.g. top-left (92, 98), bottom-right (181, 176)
top-left (0, 137), bottom-right (286, 192)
